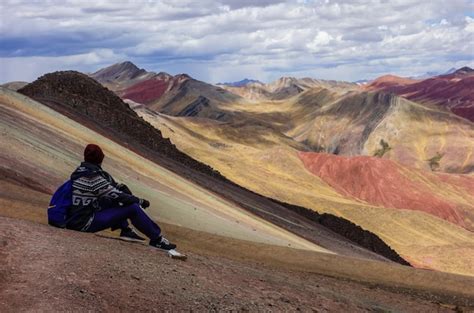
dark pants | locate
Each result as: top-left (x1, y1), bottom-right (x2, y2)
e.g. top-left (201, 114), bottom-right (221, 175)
top-left (111, 220), bottom-right (129, 231)
top-left (86, 203), bottom-right (161, 241)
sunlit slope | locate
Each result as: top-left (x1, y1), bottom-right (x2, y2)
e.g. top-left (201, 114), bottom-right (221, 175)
top-left (138, 110), bottom-right (355, 206)
top-left (98, 62), bottom-right (473, 174)
top-left (285, 90), bottom-right (474, 173)
top-left (0, 87), bottom-right (328, 252)
top-left (362, 96), bottom-right (474, 173)
top-left (193, 88), bottom-right (473, 173)
top-left (139, 110), bottom-right (474, 276)
top-left (298, 152), bottom-right (474, 230)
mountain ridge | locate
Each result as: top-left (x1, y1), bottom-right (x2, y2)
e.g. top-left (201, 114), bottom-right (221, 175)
top-left (217, 78), bottom-right (263, 87)
top-left (366, 66), bottom-right (474, 121)
top-left (13, 64), bottom-right (474, 276)
top-left (15, 71), bottom-right (410, 264)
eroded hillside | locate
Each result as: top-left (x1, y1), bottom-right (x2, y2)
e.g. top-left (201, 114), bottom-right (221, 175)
top-left (137, 107), bottom-right (474, 276)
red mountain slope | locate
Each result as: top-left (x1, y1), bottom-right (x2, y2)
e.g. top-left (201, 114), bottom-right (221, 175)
top-left (298, 152), bottom-right (474, 230)
top-left (365, 75), bottom-right (419, 89)
top-left (366, 67), bottom-right (474, 121)
top-left (120, 73), bottom-right (190, 104)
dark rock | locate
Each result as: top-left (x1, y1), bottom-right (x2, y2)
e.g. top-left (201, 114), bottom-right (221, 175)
top-left (269, 198), bottom-right (410, 266)
top-left (18, 71), bottom-right (224, 180)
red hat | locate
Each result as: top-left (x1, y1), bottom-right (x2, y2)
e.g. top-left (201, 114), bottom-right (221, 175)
top-left (84, 144), bottom-right (104, 165)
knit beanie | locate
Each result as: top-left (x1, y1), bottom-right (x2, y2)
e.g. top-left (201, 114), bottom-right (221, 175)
top-left (84, 144), bottom-right (105, 165)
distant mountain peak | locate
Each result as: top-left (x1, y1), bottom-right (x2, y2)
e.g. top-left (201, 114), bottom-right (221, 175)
top-left (91, 61), bottom-right (150, 83)
top-left (175, 73), bottom-right (191, 79)
top-left (454, 66), bottom-right (473, 74)
top-left (354, 79), bottom-right (369, 85)
top-left (443, 67), bottom-right (456, 74)
top-left (275, 76), bottom-right (297, 82)
top-left (156, 71), bottom-right (173, 78)
top-left (103, 61), bottom-right (140, 73)
top-left (121, 60), bottom-right (138, 67)
top-left (411, 67), bottom-right (460, 79)
top-left (376, 74), bottom-right (404, 80)
top-left (369, 74), bottom-right (417, 84)
top-left (217, 78), bottom-right (262, 87)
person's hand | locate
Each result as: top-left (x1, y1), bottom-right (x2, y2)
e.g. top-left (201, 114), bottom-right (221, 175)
top-left (117, 183), bottom-right (132, 195)
top-left (139, 199), bottom-right (150, 209)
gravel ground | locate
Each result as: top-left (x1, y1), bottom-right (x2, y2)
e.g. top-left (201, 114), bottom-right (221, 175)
top-left (1, 216), bottom-right (472, 312)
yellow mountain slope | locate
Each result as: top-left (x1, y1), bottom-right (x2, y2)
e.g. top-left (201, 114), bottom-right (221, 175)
top-left (0, 87), bottom-right (326, 252)
top-left (138, 109), bottom-right (474, 276)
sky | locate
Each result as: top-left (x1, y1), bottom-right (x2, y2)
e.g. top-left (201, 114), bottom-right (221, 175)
top-left (0, 0), bottom-right (473, 84)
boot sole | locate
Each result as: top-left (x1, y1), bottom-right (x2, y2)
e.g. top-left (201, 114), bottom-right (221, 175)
top-left (119, 236), bottom-right (147, 243)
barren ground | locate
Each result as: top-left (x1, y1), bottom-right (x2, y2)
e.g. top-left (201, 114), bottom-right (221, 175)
top-left (1, 216), bottom-right (473, 312)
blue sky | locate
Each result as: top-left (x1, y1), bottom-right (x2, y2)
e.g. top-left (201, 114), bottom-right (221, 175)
top-left (0, 0), bottom-right (473, 84)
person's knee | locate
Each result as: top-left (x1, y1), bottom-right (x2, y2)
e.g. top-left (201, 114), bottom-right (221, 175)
top-left (124, 203), bottom-right (142, 215)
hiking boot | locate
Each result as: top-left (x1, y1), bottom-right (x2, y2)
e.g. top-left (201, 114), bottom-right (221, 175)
top-left (120, 227), bottom-right (146, 242)
top-left (150, 236), bottom-right (177, 251)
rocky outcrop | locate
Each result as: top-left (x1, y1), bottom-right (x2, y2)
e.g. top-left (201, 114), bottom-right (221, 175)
top-left (316, 214), bottom-right (411, 265)
top-left (267, 199), bottom-right (410, 266)
top-left (18, 71), bottom-right (223, 179)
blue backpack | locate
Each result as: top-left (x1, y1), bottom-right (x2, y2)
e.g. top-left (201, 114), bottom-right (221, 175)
top-left (48, 180), bottom-right (73, 228)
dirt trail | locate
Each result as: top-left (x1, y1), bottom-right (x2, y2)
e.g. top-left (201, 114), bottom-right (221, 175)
top-left (1, 217), bottom-right (473, 312)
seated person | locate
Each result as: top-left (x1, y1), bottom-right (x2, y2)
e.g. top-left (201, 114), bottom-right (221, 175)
top-left (66, 143), bottom-right (176, 251)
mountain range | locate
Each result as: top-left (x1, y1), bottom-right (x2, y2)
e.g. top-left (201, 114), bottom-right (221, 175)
top-left (217, 78), bottom-right (263, 87)
top-left (82, 61), bottom-right (474, 276)
top-left (410, 67), bottom-right (456, 79)
top-left (1, 60), bottom-right (473, 303)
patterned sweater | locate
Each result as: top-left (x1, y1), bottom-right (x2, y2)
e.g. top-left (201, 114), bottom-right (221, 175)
top-left (67, 162), bottom-right (140, 230)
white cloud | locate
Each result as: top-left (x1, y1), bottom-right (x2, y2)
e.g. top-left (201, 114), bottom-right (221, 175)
top-left (0, 0), bottom-right (473, 83)
top-left (307, 31), bottom-right (333, 51)
top-left (465, 16), bottom-right (474, 32)
top-left (0, 49), bottom-right (124, 82)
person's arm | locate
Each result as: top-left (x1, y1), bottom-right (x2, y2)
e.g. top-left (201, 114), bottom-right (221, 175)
top-left (101, 170), bottom-right (133, 195)
top-left (97, 171), bottom-right (149, 208)
top-left (95, 177), bottom-right (140, 208)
